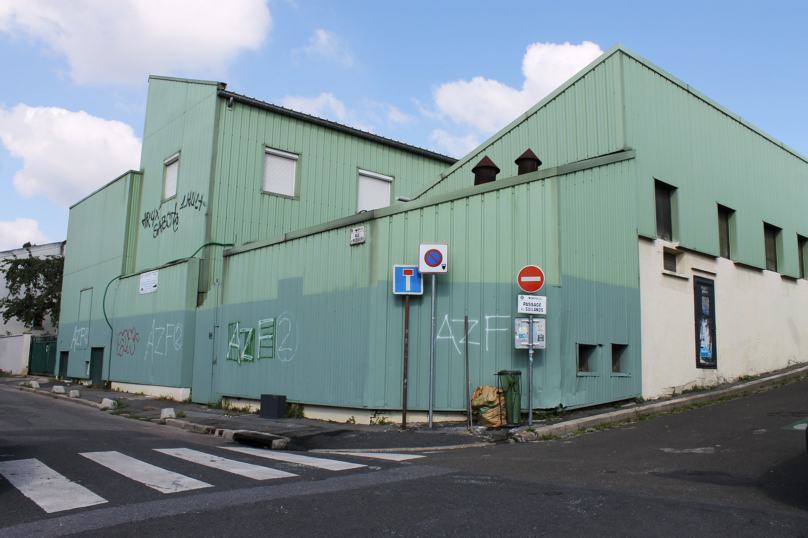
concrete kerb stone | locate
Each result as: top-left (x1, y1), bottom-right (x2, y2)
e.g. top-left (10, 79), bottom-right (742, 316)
top-left (311, 443), bottom-right (495, 453)
top-left (10, 385), bottom-right (105, 410)
top-left (526, 364), bottom-right (808, 441)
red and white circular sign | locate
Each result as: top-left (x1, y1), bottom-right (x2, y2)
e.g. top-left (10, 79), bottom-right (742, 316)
top-left (517, 265), bottom-right (545, 293)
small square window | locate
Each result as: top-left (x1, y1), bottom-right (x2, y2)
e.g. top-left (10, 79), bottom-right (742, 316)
top-left (577, 344), bottom-right (597, 373)
top-left (764, 223), bottom-right (780, 272)
top-left (663, 251), bottom-right (677, 272)
top-left (357, 169), bottom-right (393, 212)
top-left (164, 153), bottom-right (179, 200)
top-left (612, 344), bottom-right (628, 373)
top-left (263, 147), bottom-right (298, 197)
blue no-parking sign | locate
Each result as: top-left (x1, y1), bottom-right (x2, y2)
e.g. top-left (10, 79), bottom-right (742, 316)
top-left (393, 265), bottom-right (423, 295)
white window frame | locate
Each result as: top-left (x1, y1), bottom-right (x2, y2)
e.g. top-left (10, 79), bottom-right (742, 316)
top-left (357, 169), bottom-right (393, 212)
top-left (262, 147), bottom-right (299, 198)
top-left (163, 152), bottom-right (180, 200)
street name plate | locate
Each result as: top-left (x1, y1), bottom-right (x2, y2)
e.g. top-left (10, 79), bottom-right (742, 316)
top-left (517, 295), bottom-right (546, 315)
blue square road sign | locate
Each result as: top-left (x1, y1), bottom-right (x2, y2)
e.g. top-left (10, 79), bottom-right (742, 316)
top-left (393, 265), bottom-right (423, 295)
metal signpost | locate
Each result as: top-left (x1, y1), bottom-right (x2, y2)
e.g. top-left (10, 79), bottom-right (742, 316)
top-left (516, 265), bottom-right (546, 426)
top-left (419, 243), bottom-right (449, 428)
top-left (393, 265), bottom-right (423, 429)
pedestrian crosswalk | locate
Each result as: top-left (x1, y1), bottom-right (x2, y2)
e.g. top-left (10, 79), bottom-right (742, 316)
top-left (0, 447), bottom-right (425, 514)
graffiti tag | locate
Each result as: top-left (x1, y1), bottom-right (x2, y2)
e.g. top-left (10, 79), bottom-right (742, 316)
top-left (143, 320), bottom-right (183, 363)
top-left (71, 326), bottom-right (89, 350)
top-left (116, 328), bottom-right (140, 357)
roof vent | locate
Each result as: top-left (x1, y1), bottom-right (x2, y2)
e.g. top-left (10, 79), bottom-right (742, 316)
top-left (515, 149), bottom-right (542, 175)
top-left (472, 156), bottom-right (500, 186)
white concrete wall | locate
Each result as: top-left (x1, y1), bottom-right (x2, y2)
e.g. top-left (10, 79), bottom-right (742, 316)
top-left (0, 334), bottom-right (31, 374)
top-left (639, 237), bottom-right (808, 399)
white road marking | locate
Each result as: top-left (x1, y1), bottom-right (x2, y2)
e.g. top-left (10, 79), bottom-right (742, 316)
top-left (80, 451), bottom-right (212, 494)
top-left (326, 452), bottom-right (425, 461)
top-left (0, 459), bottom-right (107, 513)
top-left (154, 448), bottom-right (296, 480)
top-left (220, 446), bottom-right (365, 471)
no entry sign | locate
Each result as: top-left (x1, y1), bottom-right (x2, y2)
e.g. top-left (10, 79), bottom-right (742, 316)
top-left (418, 243), bottom-right (449, 273)
top-left (517, 265), bottom-right (545, 293)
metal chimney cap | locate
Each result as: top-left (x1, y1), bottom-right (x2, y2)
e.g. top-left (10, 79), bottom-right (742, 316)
top-left (514, 149), bottom-right (542, 167)
top-left (471, 156), bottom-right (500, 174)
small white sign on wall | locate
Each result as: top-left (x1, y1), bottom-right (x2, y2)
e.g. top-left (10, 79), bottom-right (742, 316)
top-left (139, 270), bottom-right (159, 294)
top-left (350, 226), bottom-right (366, 245)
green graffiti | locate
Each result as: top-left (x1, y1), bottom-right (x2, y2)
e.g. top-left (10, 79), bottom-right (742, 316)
top-left (258, 318), bottom-right (275, 359)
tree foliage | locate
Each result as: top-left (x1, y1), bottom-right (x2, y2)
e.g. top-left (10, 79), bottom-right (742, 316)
top-left (0, 247), bottom-right (64, 329)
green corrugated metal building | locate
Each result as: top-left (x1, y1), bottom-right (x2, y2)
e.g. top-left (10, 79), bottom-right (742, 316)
top-left (57, 45), bottom-right (808, 421)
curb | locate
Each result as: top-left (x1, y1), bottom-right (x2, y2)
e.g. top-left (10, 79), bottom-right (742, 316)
top-left (310, 442), bottom-right (494, 453)
top-left (526, 364), bottom-right (808, 440)
top-left (11, 386), bottom-right (104, 410)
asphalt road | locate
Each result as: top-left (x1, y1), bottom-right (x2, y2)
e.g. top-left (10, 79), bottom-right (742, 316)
top-left (2, 379), bottom-right (808, 537)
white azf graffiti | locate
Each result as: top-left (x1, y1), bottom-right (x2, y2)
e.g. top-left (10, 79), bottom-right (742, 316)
top-left (484, 315), bottom-right (511, 351)
top-left (227, 322), bottom-right (255, 365)
top-left (435, 315), bottom-right (480, 354)
top-left (143, 320), bottom-right (183, 363)
top-left (276, 312), bottom-right (297, 362)
top-left (71, 326), bottom-right (89, 350)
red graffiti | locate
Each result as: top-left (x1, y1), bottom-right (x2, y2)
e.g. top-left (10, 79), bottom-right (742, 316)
top-left (117, 328), bottom-right (139, 357)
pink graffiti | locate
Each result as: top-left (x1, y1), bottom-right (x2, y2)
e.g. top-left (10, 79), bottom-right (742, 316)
top-left (117, 328), bottom-right (140, 357)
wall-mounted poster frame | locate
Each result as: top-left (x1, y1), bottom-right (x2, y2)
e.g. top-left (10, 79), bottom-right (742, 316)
top-left (694, 276), bottom-right (717, 369)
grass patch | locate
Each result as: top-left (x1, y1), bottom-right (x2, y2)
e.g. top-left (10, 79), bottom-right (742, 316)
top-left (112, 398), bottom-right (128, 409)
top-left (370, 412), bottom-right (392, 425)
top-left (285, 403), bottom-right (305, 419)
top-left (157, 395), bottom-right (179, 403)
top-left (0, 370), bottom-right (11, 377)
top-left (207, 399), bottom-right (232, 410)
top-left (175, 410), bottom-right (187, 418)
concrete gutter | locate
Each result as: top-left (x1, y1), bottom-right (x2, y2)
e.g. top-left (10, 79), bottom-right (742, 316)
top-left (523, 364), bottom-right (808, 441)
top-left (311, 443), bottom-right (494, 453)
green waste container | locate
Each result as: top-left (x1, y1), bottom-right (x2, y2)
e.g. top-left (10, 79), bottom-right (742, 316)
top-left (496, 370), bottom-right (522, 425)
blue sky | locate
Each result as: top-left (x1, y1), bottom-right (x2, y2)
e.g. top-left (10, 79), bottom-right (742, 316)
top-left (1, 0), bottom-right (806, 250)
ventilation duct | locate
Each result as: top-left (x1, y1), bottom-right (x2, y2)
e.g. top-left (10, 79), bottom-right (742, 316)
top-left (472, 156), bottom-right (500, 186)
top-left (515, 149), bottom-right (542, 175)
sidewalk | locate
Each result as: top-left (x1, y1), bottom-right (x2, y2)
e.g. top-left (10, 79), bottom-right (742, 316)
top-left (3, 361), bottom-right (807, 450)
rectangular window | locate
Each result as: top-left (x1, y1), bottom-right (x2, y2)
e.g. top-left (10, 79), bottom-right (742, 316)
top-left (764, 223), bottom-right (780, 272)
top-left (611, 344), bottom-right (628, 373)
top-left (663, 251), bottom-right (677, 272)
top-left (655, 180), bottom-right (674, 241)
top-left (577, 344), bottom-right (597, 373)
top-left (164, 153), bottom-right (179, 200)
top-left (263, 147), bottom-right (298, 197)
top-left (717, 205), bottom-right (733, 259)
top-left (694, 276), bottom-right (717, 369)
top-left (799, 235), bottom-right (807, 279)
top-left (357, 169), bottom-right (393, 212)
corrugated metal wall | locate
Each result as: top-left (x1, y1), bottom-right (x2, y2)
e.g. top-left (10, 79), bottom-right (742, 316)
top-left (623, 54), bottom-right (808, 275)
top-left (134, 78), bottom-right (220, 273)
top-left (212, 159), bottom-right (642, 411)
top-left (209, 99), bottom-right (452, 251)
top-left (417, 54), bottom-right (625, 199)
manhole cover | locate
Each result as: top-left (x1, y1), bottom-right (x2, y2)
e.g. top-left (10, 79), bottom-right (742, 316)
top-left (767, 411), bottom-right (808, 417)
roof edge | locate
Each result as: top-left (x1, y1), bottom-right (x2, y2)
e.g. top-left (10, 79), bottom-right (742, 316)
top-left (219, 90), bottom-right (457, 165)
top-left (69, 170), bottom-right (143, 210)
top-left (148, 75), bottom-right (227, 90)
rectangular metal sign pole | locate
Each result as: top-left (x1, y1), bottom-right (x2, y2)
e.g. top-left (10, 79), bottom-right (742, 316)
top-left (465, 315), bottom-right (471, 432)
top-left (528, 313), bottom-right (534, 427)
top-left (428, 274), bottom-right (436, 428)
top-left (402, 295), bottom-right (409, 429)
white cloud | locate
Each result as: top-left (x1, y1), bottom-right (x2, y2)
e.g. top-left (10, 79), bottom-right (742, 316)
top-left (429, 41), bottom-right (603, 155)
top-left (0, 0), bottom-right (272, 85)
top-left (0, 218), bottom-right (49, 251)
top-left (387, 105), bottom-right (414, 125)
top-left (0, 104), bottom-right (142, 207)
top-left (429, 129), bottom-right (481, 158)
top-left (280, 92), bottom-right (374, 132)
top-left (292, 29), bottom-right (354, 67)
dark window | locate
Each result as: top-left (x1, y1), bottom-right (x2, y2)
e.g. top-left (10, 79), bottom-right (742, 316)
top-left (612, 344), bottom-right (628, 373)
top-left (764, 223), bottom-right (780, 272)
top-left (799, 235), bottom-right (807, 279)
top-left (718, 205), bottom-right (733, 259)
top-left (663, 252), bottom-right (677, 272)
top-left (578, 344), bottom-right (597, 373)
top-left (655, 181), bottom-right (674, 240)
top-left (694, 277), bottom-right (717, 369)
